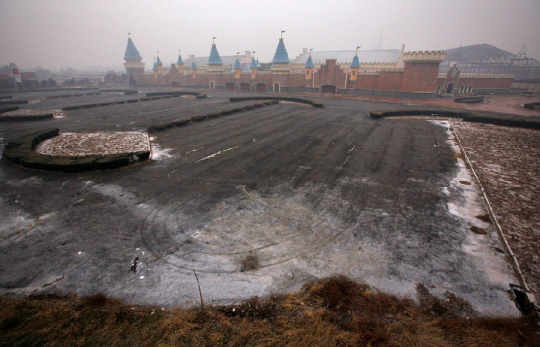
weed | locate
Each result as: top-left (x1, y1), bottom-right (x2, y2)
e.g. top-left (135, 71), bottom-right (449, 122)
top-left (1, 276), bottom-right (539, 346)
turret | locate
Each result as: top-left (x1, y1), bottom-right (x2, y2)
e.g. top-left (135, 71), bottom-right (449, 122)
top-left (207, 38), bottom-right (224, 73)
top-left (152, 58), bottom-right (158, 78)
top-left (271, 31), bottom-right (291, 73)
top-left (400, 51), bottom-right (447, 95)
top-left (305, 51), bottom-right (314, 81)
top-left (250, 57), bottom-right (258, 79)
top-left (156, 53), bottom-right (163, 74)
top-left (123, 34), bottom-right (145, 85)
top-left (177, 51), bottom-right (184, 73)
top-left (191, 60), bottom-right (198, 79)
top-left (234, 58), bottom-right (242, 79)
top-left (350, 48), bottom-right (360, 82)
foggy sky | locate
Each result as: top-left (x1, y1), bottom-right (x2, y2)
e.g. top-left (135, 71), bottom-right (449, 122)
top-left (1, 0), bottom-right (539, 71)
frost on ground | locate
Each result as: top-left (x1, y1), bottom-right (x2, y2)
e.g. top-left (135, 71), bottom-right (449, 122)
top-left (453, 121), bottom-right (540, 302)
top-left (35, 132), bottom-right (149, 156)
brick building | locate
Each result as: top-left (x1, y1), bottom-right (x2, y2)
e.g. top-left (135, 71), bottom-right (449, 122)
top-left (124, 35), bottom-right (515, 99)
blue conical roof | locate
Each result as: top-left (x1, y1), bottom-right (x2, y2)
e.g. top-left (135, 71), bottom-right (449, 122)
top-left (191, 61), bottom-right (198, 70)
top-left (208, 44), bottom-right (223, 65)
top-left (177, 54), bottom-right (184, 65)
top-left (250, 58), bottom-right (258, 69)
top-left (350, 54), bottom-right (360, 68)
top-left (156, 56), bottom-right (163, 66)
top-left (124, 38), bottom-right (142, 60)
top-left (272, 38), bottom-right (291, 63)
top-left (152, 62), bottom-right (158, 72)
top-left (234, 59), bottom-right (242, 69)
top-left (305, 55), bottom-right (314, 68)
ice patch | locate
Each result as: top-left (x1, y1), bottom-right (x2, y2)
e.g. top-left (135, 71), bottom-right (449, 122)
top-left (151, 143), bottom-right (173, 160)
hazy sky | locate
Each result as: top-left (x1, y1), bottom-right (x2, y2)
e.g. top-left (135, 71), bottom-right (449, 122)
top-left (1, 0), bottom-right (539, 71)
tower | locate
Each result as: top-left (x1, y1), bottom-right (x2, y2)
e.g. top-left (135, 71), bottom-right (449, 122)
top-left (400, 51), bottom-right (446, 96)
top-left (305, 51), bottom-right (314, 81)
top-left (191, 61), bottom-right (198, 79)
top-left (207, 38), bottom-right (224, 74)
top-left (177, 51), bottom-right (184, 73)
top-left (234, 57), bottom-right (242, 79)
top-left (123, 34), bottom-right (145, 85)
top-left (152, 58), bottom-right (158, 78)
top-left (250, 57), bottom-right (258, 80)
top-left (271, 31), bottom-right (291, 73)
top-left (156, 53), bottom-right (163, 75)
top-left (350, 49), bottom-right (360, 82)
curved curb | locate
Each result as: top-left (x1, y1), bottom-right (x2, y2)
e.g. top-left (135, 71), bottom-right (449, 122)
top-left (147, 101), bottom-right (276, 133)
top-left (370, 109), bottom-right (540, 130)
top-left (99, 89), bottom-right (139, 95)
top-left (146, 91), bottom-right (207, 99)
top-left (60, 93), bottom-right (195, 111)
top-left (454, 96), bottom-right (484, 104)
top-left (3, 129), bottom-right (150, 173)
top-left (147, 119), bottom-right (191, 132)
top-left (191, 115), bottom-right (207, 122)
top-left (0, 106), bottom-right (19, 114)
top-left (230, 96), bottom-right (323, 108)
top-left (62, 105), bottom-right (81, 110)
top-left (524, 102), bottom-right (540, 110)
top-left (0, 99), bottom-right (29, 105)
top-left (0, 113), bottom-right (54, 122)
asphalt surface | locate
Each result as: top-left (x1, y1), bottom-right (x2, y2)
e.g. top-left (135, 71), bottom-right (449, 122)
top-left (0, 89), bottom-right (518, 315)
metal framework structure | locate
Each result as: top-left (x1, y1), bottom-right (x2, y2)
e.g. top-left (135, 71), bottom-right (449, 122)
top-left (439, 44), bottom-right (540, 82)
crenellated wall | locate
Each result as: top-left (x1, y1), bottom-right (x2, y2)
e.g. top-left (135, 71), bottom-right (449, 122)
top-left (126, 48), bottom-right (513, 98)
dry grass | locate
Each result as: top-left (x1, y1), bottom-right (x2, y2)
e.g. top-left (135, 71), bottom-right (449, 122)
top-left (1, 276), bottom-right (538, 347)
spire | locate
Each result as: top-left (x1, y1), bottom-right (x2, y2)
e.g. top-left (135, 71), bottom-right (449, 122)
top-left (350, 54), bottom-right (360, 68)
top-left (250, 57), bottom-right (258, 69)
top-left (305, 52), bottom-right (314, 68)
top-left (272, 37), bottom-right (291, 63)
top-left (191, 60), bottom-right (198, 70)
top-left (156, 53), bottom-right (163, 66)
top-left (177, 51), bottom-right (184, 65)
top-left (234, 58), bottom-right (242, 70)
top-left (208, 42), bottom-right (223, 65)
top-left (124, 37), bottom-right (142, 60)
top-left (350, 46), bottom-right (361, 68)
top-left (152, 57), bottom-right (158, 72)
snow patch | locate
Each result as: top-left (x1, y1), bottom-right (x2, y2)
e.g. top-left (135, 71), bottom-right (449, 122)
top-left (196, 146), bottom-right (240, 163)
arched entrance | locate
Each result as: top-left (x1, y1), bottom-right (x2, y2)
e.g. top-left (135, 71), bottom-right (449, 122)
top-left (171, 81), bottom-right (179, 87)
top-left (209, 81), bottom-right (215, 90)
top-left (256, 83), bottom-right (267, 92)
top-left (273, 82), bottom-right (280, 93)
top-left (321, 85), bottom-right (336, 93)
top-left (129, 74), bottom-right (137, 86)
top-left (225, 82), bottom-right (235, 90)
top-left (446, 83), bottom-right (454, 94)
top-left (240, 82), bottom-right (250, 91)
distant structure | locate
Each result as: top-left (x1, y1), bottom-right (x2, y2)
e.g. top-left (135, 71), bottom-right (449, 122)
top-left (123, 34), bottom-right (516, 98)
top-left (439, 43), bottom-right (540, 92)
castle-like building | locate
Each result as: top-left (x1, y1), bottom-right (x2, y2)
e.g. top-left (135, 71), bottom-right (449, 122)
top-left (124, 35), bottom-right (514, 99)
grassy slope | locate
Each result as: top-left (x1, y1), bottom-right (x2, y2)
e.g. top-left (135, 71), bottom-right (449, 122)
top-left (1, 276), bottom-right (538, 347)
